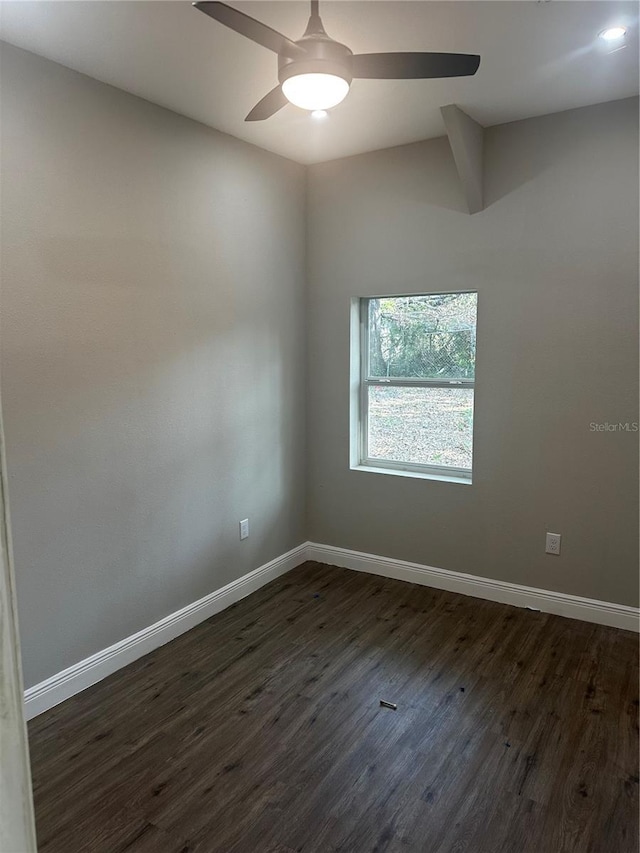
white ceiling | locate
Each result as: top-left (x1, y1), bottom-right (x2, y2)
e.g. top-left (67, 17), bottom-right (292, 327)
top-left (0, 1), bottom-right (638, 164)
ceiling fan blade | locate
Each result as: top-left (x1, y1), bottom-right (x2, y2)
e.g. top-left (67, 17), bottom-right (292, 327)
top-left (193, 2), bottom-right (305, 59)
top-left (352, 52), bottom-right (480, 79)
top-left (245, 86), bottom-right (288, 122)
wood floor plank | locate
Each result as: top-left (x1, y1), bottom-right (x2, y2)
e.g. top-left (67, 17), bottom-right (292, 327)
top-left (28, 562), bottom-right (639, 853)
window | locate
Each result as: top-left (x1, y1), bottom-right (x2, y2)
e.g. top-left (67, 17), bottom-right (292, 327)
top-left (352, 292), bottom-right (478, 482)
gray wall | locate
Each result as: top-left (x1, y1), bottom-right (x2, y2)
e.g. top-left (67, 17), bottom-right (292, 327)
top-left (1, 43), bottom-right (307, 688)
top-left (2, 42), bottom-right (638, 693)
top-left (307, 97), bottom-right (639, 608)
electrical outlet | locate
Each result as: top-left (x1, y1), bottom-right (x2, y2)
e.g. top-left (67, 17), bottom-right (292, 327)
top-left (239, 518), bottom-right (249, 540)
top-left (545, 532), bottom-right (561, 555)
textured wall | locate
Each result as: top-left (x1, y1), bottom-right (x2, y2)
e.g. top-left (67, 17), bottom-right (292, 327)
top-left (307, 97), bottom-right (639, 607)
top-left (1, 44), bottom-right (307, 687)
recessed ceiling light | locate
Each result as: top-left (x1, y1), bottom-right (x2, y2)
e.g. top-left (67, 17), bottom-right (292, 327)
top-left (311, 110), bottom-right (328, 120)
top-left (599, 26), bottom-right (627, 41)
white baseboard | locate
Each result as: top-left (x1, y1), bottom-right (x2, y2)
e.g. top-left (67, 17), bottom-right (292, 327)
top-left (24, 543), bottom-right (308, 720)
top-left (25, 540), bottom-right (639, 720)
top-left (306, 542), bottom-right (640, 634)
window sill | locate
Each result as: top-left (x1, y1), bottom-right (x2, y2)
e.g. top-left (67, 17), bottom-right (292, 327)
top-left (350, 464), bottom-right (472, 485)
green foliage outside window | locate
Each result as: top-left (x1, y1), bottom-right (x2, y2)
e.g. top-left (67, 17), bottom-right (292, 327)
top-left (368, 293), bottom-right (477, 380)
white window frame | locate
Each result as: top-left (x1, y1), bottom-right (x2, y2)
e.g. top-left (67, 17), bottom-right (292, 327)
top-left (350, 292), bottom-right (477, 484)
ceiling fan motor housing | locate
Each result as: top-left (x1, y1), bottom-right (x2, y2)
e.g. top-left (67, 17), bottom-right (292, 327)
top-left (278, 37), bottom-right (354, 87)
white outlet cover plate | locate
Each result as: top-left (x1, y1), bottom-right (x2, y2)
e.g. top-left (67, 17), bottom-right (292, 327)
top-left (545, 532), bottom-right (561, 555)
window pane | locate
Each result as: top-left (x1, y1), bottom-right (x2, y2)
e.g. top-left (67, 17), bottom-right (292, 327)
top-left (368, 293), bottom-right (477, 380)
top-left (367, 386), bottom-right (474, 470)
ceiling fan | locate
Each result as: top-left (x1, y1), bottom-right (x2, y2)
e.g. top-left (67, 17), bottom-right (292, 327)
top-left (193, 1), bottom-right (480, 121)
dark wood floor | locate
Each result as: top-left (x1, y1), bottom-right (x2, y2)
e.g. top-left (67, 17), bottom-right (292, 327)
top-left (28, 562), bottom-right (638, 853)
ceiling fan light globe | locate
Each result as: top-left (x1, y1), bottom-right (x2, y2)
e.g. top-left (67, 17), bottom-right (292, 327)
top-left (282, 73), bottom-right (350, 111)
